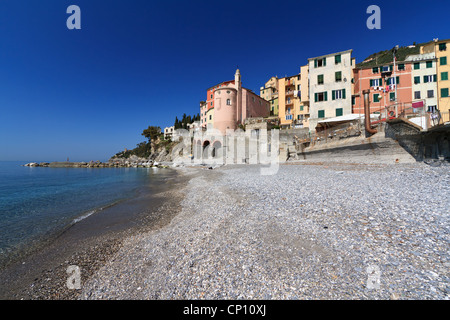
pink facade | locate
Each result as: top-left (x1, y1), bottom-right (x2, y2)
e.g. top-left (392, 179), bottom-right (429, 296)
top-left (211, 69), bottom-right (270, 134)
top-left (353, 63), bottom-right (413, 114)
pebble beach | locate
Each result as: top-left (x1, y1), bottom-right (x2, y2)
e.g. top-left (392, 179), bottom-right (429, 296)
top-left (78, 162), bottom-right (449, 300)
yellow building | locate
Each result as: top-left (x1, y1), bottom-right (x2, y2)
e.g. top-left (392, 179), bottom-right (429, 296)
top-left (260, 77), bottom-right (279, 116)
top-left (277, 65), bottom-right (310, 129)
top-left (206, 107), bottom-right (214, 130)
top-left (435, 39), bottom-right (450, 122)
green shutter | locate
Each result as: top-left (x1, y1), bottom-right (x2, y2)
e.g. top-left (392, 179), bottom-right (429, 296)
top-left (441, 88), bottom-right (449, 98)
top-left (440, 57), bottom-right (447, 65)
top-left (414, 76), bottom-right (420, 84)
top-left (380, 78), bottom-right (383, 85)
top-left (370, 79), bottom-right (374, 86)
top-left (315, 93), bottom-right (318, 102)
top-left (396, 76), bottom-right (399, 85)
top-left (426, 61), bottom-right (432, 68)
top-left (424, 75), bottom-right (428, 83)
top-left (439, 43), bottom-right (447, 51)
top-left (314, 59), bottom-right (318, 68)
top-left (336, 108), bottom-right (343, 117)
top-left (433, 74), bottom-right (437, 82)
top-left (324, 91), bottom-right (328, 101)
top-left (335, 54), bottom-right (341, 64)
top-left (332, 90), bottom-right (335, 100)
top-left (372, 67), bottom-right (378, 73)
top-left (374, 94), bottom-right (379, 103)
top-left (323, 58), bottom-right (326, 66)
top-left (318, 110), bottom-right (325, 118)
top-left (342, 89), bottom-right (346, 99)
top-left (414, 62), bottom-right (420, 70)
top-left (442, 72), bottom-right (449, 81)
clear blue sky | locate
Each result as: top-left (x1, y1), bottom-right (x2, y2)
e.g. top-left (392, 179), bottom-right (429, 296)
top-left (0, 0), bottom-right (448, 161)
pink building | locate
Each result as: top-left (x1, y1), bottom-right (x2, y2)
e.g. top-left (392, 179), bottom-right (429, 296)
top-left (202, 69), bottom-right (270, 134)
top-left (353, 62), bottom-right (413, 114)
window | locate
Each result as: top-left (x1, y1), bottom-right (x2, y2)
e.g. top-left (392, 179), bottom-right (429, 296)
top-left (335, 71), bottom-right (342, 82)
top-left (370, 78), bottom-right (382, 87)
top-left (285, 114), bottom-right (293, 120)
top-left (318, 110), bottom-right (325, 118)
top-left (387, 77), bottom-right (400, 85)
top-left (426, 61), bottom-right (433, 68)
top-left (414, 91), bottom-right (421, 99)
top-left (226, 99), bottom-right (231, 105)
top-left (314, 57), bottom-right (326, 68)
top-left (332, 89), bottom-right (346, 100)
top-left (335, 108), bottom-right (343, 117)
top-left (372, 67), bottom-right (379, 73)
top-left (335, 54), bottom-right (341, 64)
top-left (210, 102), bottom-right (213, 106)
top-left (300, 105), bottom-right (304, 111)
top-left (373, 93), bottom-right (380, 103)
top-left (427, 90), bottom-right (434, 98)
top-left (209, 115), bottom-right (212, 120)
top-left (441, 88), bottom-right (449, 97)
top-left (439, 43), bottom-right (447, 51)
top-left (423, 75), bottom-right (436, 83)
top-left (414, 62), bottom-right (420, 70)
top-left (210, 94), bottom-right (213, 99)
top-left (428, 105), bottom-right (437, 112)
top-left (390, 92), bottom-right (396, 101)
top-left (381, 65), bottom-right (390, 72)
top-left (352, 96), bottom-right (356, 105)
top-left (440, 57), bottom-right (447, 66)
top-left (414, 76), bottom-right (420, 84)
top-left (314, 92), bottom-right (327, 102)
top-left (398, 64), bottom-right (405, 71)
top-left (318, 74), bottom-right (324, 85)
top-left (442, 72), bottom-right (449, 81)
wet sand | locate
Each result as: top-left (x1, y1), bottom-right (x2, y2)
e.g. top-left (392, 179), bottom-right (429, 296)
top-left (0, 168), bottom-right (191, 299)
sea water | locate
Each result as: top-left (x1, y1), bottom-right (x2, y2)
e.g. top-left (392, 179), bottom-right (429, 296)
top-left (0, 161), bottom-right (173, 267)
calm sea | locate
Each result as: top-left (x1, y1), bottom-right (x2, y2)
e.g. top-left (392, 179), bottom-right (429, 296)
top-left (0, 161), bottom-right (173, 267)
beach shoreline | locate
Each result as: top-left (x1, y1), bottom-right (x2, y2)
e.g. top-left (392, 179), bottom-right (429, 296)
top-left (0, 167), bottom-right (193, 300)
top-left (79, 162), bottom-right (448, 300)
top-left (1, 162), bottom-right (448, 300)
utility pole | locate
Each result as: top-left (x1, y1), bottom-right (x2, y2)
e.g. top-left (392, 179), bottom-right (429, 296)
top-left (393, 45), bottom-right (399, 116)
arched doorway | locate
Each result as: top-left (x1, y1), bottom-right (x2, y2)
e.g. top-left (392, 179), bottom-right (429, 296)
top-left (212, 141), bottom-right (222, 158)
top-left (202, 140), bottom-right (210, 159)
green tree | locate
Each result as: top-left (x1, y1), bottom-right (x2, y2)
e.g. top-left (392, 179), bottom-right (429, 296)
top-left (142, 126), bottom-right (161, 142)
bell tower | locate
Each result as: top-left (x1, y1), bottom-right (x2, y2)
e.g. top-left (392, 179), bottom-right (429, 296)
top-left (235, 68), bottom-right (242, 124)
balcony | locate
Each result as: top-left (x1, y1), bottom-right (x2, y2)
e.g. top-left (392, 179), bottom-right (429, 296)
top-left (285, 90), bottom-right (294, 96)
top-left (285, 80), bottom-right (295, 86)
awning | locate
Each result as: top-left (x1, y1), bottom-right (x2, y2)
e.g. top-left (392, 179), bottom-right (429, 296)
top-left (317, 113), bottom-right (379, 126)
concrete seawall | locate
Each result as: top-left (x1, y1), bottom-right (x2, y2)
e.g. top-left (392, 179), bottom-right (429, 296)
top-left (293, 133), bottom-right (416, 164)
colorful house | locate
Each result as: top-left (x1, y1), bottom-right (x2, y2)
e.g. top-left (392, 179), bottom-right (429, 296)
top-left (201, 69), bottom-right (270, 134)
top-left (434, 39), bottom-right (450, 122)
top-left (308, 49), bottom-right (354, 131)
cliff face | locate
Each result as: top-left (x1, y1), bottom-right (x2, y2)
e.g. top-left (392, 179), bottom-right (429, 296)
top-left (110, 136), bottom-right (177, 165)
